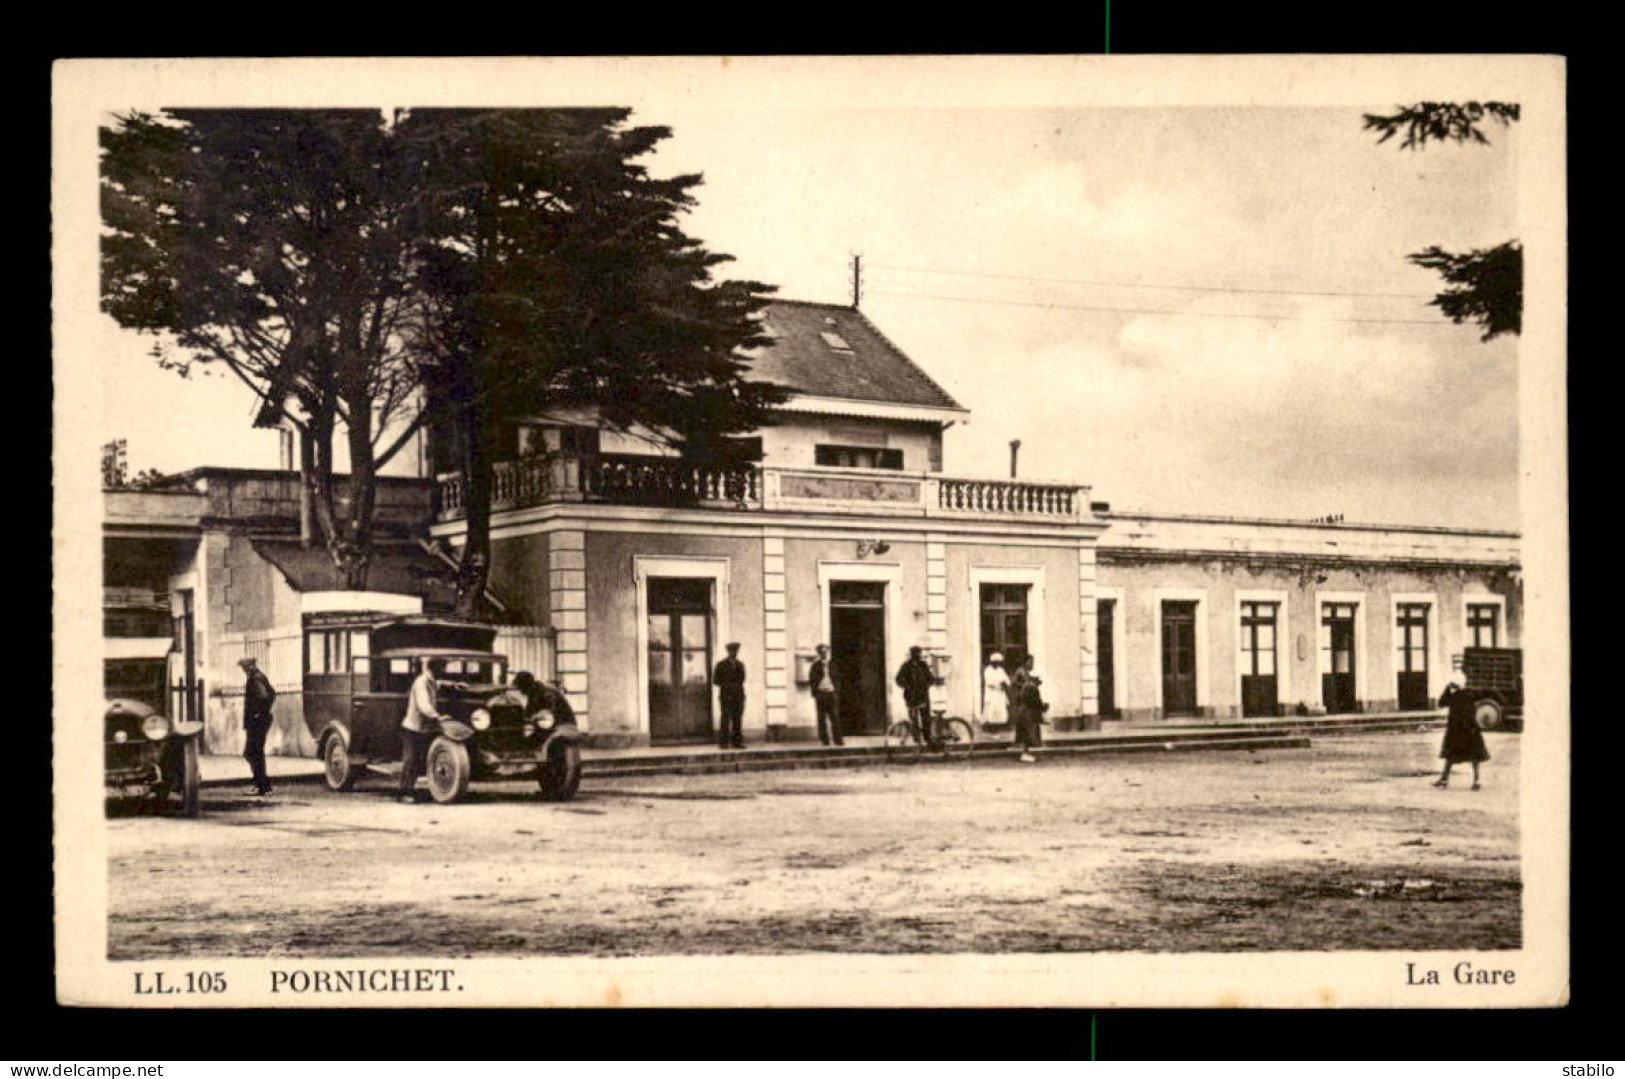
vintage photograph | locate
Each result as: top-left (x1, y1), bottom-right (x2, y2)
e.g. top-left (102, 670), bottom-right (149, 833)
top-left (53, 56), bottom-right (1568, 1008)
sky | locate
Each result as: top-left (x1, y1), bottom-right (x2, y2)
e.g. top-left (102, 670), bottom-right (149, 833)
top-left (97, 101), bottom-right (1522, 530)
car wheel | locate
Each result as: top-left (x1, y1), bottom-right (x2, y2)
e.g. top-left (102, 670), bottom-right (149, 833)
top-left (1473, 697), bottom-right (1505, 731)
top-left (538, 744), bottom-right (582, 802)
top-left (179, 737), bottom-right (201, 818)
top-left (426, 737), bottom-right (470, 804)
top-left (323, 732), bottom-right (356, 792)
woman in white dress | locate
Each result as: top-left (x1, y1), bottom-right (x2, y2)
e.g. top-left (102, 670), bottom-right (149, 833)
top-left (981, 652), bottom-right (1010, 725)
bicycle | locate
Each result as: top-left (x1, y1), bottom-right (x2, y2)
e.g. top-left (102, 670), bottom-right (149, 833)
top-left (886, 706), bottom-right (975, 763)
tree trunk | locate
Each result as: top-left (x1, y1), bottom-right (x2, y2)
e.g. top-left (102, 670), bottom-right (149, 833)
top-left (306, 412), bottom-right (344, 566)
top-left (297, 427), bottom-right (315, 548)
top-left (337, 330), bottom-right (376, 592)
top-left (454, 395), bottom-right (493, 618)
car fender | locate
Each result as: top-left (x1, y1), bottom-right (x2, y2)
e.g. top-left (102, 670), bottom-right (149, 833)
top-left (318, 722), bottom-right (352, 757)
top-left (437, 719), bottom-right (476, 743)
top-left (171, 718), bottom-right (205, 739)
top-left (541, 725), bottom-right (587, 753)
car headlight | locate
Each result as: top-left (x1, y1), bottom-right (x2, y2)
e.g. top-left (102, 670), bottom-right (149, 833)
top-left (522, 722), bottom-right (536, 738)
top-left (470, 708), bottom-right (492, 731)
top-left (141, 714), bottom-right (171, 741)
top-left (536, 709), bottom-right (556, 730)
top-left (112, 730), bottom-right (129, 744)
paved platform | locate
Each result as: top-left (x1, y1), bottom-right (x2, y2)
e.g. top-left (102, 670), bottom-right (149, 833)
top-left (199, 709), bottom-right (1445, 788)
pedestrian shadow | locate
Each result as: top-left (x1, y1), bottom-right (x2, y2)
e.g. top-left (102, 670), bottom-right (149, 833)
top-left (104, 797), bottom-right (181, 819)
top-left (197, 796), bottom-right (323, 813)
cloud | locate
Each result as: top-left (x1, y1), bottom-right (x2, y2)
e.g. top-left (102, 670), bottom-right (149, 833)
top-left (993, 166), bottom-right (1216, 249)
top-left (933, 292), bottom-right (1518, 527)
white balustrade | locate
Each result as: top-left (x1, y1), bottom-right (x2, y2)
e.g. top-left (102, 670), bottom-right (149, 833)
top-left (439, 457), bottom-right (1088, 522)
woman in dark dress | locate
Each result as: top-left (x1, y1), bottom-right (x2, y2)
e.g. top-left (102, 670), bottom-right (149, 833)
top-left (1434, 680), bottom-right (1490, 789)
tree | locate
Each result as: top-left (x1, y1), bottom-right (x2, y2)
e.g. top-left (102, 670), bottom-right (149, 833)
top-left (394, 110), bottom-right (788, 613)
top-left (101, 109), bottom-right (427, 588)
top-left (1407, 242), bottom-right (1522, 341)
top-left (1363, 102), bottom-right (1521, 341)
top-left (1362, 101), bottom-right (1519, 150)
top-left (103, 107), bottom-right (789, 610)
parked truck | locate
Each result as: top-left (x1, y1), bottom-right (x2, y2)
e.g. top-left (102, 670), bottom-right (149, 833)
top-left (1459, 647), bottom-right (1523, 731)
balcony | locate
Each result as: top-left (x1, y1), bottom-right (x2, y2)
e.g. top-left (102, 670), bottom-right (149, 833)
top-left (435, 453), bottom-right (1094, 525)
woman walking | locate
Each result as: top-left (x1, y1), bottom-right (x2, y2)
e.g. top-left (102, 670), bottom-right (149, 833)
top-left (1434, 678), bottom-right (1490, 789)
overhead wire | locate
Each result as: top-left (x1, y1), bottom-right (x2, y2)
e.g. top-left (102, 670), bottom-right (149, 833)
top-left (864, 289), bottom-right (1453, 327)
top-left (865, 261), bottom-right (1434, 300)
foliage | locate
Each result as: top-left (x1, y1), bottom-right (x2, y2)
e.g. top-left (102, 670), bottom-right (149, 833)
top-left (102, 107), bottom-right (788, 604)
top-left (1408, 242), bottom-right (1522, 341)
top-left (101, 109), bottom-right (426, 586)
top-left (1362, 101), bottom-right (1520, 150)
top-left (1364, 101), bottom-right (1522, 340)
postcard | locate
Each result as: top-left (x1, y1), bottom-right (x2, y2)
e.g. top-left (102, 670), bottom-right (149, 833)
top-left (53, 54), bottom-right (1567, 1008)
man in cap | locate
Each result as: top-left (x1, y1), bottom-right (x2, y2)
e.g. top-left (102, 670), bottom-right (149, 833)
top-left (238, 656), bottom-right (276, 796)
top-left (808, 644), bottom-right (844, 746)
top-left (895, 645), bottom-right (936, 748)
top-left (712, 642), bottom-right (748, 750)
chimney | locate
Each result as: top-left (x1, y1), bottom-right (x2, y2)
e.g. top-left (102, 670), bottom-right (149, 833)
top-left (1009, 439), bottom-right (1022, 479)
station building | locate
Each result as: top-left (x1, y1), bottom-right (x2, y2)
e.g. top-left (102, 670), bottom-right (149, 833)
top-left (101, 298), bottom-right (1522, 753)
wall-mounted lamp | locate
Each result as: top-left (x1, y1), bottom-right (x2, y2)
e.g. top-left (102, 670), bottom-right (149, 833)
top-left (856, 540), bottom-right (891, 559)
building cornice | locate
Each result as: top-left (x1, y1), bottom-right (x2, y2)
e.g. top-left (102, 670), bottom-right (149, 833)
top-left (434, 501), bottom-right (1109, 545)
top-left (1098, 546), bottom-right (1522, 572)
top-left (773, 394), bottom-right (970, 426)
top-left (1102, 509), bottom-right (1519, 541)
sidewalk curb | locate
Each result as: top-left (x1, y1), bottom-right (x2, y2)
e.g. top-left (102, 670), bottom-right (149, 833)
top-left (204, 712), bottom-right (1444, 787)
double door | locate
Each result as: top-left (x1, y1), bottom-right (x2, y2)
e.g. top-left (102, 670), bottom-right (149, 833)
top-left (1161, 601), bottom-right (1199, 716)
top-left (1321, 603), bottom-right (1358, 713)
top-left (830, 581), bottom-right (888, 736)
top-left (1396, 603), bottom-right (1431, 711)
top-left (1239, 601), bottom-right (1281, 717)
top-left (647, 578), bottom-right (715, 744)
top-left (1096, 599), bottom-right (1117, 717)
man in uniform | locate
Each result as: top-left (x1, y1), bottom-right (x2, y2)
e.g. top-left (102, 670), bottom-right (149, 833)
top-left (239, 656), bottom-right (276, 796)
top-left (808, 644), bottom-right (843, 746)
top-left (712, 642), bottom-right (747, 750)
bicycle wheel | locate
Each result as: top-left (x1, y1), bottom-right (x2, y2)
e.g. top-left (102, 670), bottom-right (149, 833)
top-left (885, 720), bottom-right (921, 762)
top-left (939, 717), bottom-right (975, 763)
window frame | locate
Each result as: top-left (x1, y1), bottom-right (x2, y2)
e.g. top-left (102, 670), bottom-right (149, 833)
top-left (814, 444), bottom-right (905, 471)
top-left (1466, 602), bottom-right (1502, 649)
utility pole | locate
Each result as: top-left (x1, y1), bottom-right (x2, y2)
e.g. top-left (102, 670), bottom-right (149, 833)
top-left (851, 253), bottom-right (862, 309)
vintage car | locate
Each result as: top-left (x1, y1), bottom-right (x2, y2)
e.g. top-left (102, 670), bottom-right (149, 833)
top-left (304, 614), bottom-right (584, 804)
top-left (105, 698), bottom-right (202, 817)
top-left (1461, 646), bottom-right (1524, 731)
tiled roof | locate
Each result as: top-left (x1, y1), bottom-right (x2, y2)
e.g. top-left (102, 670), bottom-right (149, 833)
top-left (748, 300), bottom-right (964, 413)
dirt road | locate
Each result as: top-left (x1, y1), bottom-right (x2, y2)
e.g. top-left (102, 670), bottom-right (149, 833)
top-left (107, 730), bottom-right (1519, 957)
